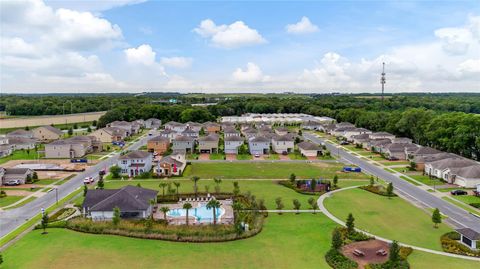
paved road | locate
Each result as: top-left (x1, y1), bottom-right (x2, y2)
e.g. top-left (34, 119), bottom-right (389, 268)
top-left (304, 132), bottom-right (480, 233)
top-left (0, 133), bottom-right (152, 238)
top-left (189, 159), bottom-right (338, 163)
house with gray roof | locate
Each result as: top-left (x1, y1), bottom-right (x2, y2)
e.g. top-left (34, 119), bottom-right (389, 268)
top-left (181, 128), bottom-right (199, 138)
top-left (8, 137), bottom-right (37, 150)
top-left (145, 118), bottom-right (162, 129)
top-left (172, 135), bottom-right (195, 153)
top-left (108, 121), bottom-right (139, 136)
top-left (301, 120), bottom-right (322, 130)
top-left (344, 128), bottom-right (372, 141)
top-left (0, 144), bottom-right (13, 158)
top-left (248, 136), bottom-right (270, 155)
top-left (223, 127), bottom-right (241, 138)
top-left (164, 121), bottom-right (187, 133)
top-left (456, 228), bottom-right (480, 250)
top-left (83, 185), bottom-right (158, 220)
top-left (382, 143), bottom-right (419, 160)
top-left (424, 157), bottom-right (476, 181)
top-left (369, 132), bottom-right (395, 141)
top-left (447, 165), bottom-right (480, 188)
top-left (32, 125), bottom-right (63, 141)
top-left (6, 129), bottom-right (34, 139)
top-left (0, 167), bottom-right (33, 185)
top-left (45, 136), bottom-right (100, 158)
top-left (159, 129), bottom-right (177, 142)
top-left (272, 134), bottom-right (295, 154)
top-left (274, 127), bottom-right (289, 136)
top-left (118, 150), bottom-right (153, 177)
top-left (297, 141), bottom-right (322, 157)
top-left (224, 136), bottom-right (244, 154)
top-left (186, 122), bottom-right (203, 132)
top-left (198, 134), bottom-right (219, 153)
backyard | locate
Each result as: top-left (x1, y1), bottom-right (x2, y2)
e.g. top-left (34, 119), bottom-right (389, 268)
top-left (324, 187), bottom-right (452, 250)
top-left (181, 162), bottom-right (369, 180)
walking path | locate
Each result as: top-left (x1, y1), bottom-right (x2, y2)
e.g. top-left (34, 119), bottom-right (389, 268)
top-left (317, 186), bottom-right (480, 261)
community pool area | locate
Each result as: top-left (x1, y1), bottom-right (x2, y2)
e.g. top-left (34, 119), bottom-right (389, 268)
top-left (168, 204), bottom-right (225, 222)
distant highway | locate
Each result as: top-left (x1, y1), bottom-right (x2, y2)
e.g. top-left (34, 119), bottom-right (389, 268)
top-left (0, 111), bottom-right (106, 129)
top-left (304, 132), bottom-right (480, 233)
top-left (0, 132), bottom-right (152, 238)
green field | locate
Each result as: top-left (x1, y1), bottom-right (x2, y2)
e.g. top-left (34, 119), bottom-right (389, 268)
top-left (209, 153), bottom-right (225, 160)
top-left (0, 196), bottom-right (24, 207)
top-left (105, 179), bottom-right (368, 210)
top-left (3, 196), bottom-right (36, 209)
top-left (181, 162), bottom-right (369, 180)
top-left (0, 149), bottom-right (43, 164)
top-left (324, 188), bottom-right (451, 250)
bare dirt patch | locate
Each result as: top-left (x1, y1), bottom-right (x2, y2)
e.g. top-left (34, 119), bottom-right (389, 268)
top-left (341, 239), bottom-right (389, 269)
top-left (4, 190), bottom-right (31, 196)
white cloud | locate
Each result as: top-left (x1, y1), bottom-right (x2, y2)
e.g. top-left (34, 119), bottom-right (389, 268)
top-left (286, 17), bottom-right (319, 34)
top-left (194, 19), bottom-right (266, 48)
top-left (160, 57), bottom-right (193, 69)
top-left (46, 0), bottom-right (146, 12)
top-left (232, 62), bottom-right (270, 83)
top-left (124, 44), bottom-right (156, 65)
top-left (457, 59), bottom-right (480, 76)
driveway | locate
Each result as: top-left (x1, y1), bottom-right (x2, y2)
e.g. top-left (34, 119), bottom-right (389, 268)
top-left (226, 154), bottom-right (236, 161)
top-left (279, 154), bottom-right (290, 160)
top-left (198, 153), bottom-right (210, 160)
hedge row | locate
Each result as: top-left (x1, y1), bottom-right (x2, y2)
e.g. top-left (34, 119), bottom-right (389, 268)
top-left (325, 249), bottom-right (358, 269)
top-left (277, 181), bottom-right (328, 196)
top-left (359, 185), bottom-right (397, 197)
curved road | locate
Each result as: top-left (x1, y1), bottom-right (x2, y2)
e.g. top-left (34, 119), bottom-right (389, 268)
top-left (303, 132), bottom-right (480, 233)
top-left (0, 133), bottom-right (152, 239)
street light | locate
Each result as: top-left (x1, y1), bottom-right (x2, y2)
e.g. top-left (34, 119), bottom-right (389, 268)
top-left (54, 187), bottom-right (58, 204)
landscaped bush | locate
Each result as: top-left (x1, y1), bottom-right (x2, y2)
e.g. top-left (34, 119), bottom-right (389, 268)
top-left (49, 208), bottom-right (76, 222)
top-left (278, 180), bottom-right (330, 195)
top-left (367, 260), bottom-right (410, 269)
top-left (157, 192), bottom-right (234, 203)
top-left (359, 185), bottom-right (397, 197)
top-left (325, 249), bottom-right (358, 269)
top-left (469, 203), bottom-right (480, 209)
top-left (441, 232), bottom-right (480, 257)
top-left (399, 246), bottom-right (413, 260)
top-left (0, 190), bottom-right (6, 198)
top-left (63, 213), bottom-right (264, 243)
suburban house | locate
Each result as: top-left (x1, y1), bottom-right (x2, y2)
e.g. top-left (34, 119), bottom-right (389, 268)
top-left (367, 139), bottom-right (392, 152)
top-left (108, 121), bottom-right (139, 136)
top-left (45, 136), bottom-right (100, 158)
top-left (297, 141), bottom-right (322, 157)
top-left (186, 122), bottom-right (203, 132)
top-left (82, 185), bottom-right (158, 220)
top-left (424, 157), bottom-right (476, 181)
top-left (223, 127), bottom-right (241, 138)
top-left (258, 125), bottom-right (273, 133)
top-left (343, 128), bottom-right (372, 141)
top-left (351, 133), bottom-right (371, 147)
top-left (172, 136), bottom-right (195, 153)
top-left (159, 129), bottom-right (177, 142)
top-left (0, 136), bottom-right (8, 145)
top-left (332, 126), bottom-right (356, 137)
top-left (413, 152), bottom-right (456, 171)
top-left (90, 127), bottom-right (127, 143)
top-left (181, 128), bottom-right (199, 138)
top-left (272, 134), bottom-right (295, 154)
top-left (446, 165), bottom-right (480, 188)
top-left (242, 128), bottom-right (258, 139)
top-left (369, 132), bottom-right (396, 141)
top-left (221, 122), bottom-right (235, 130)
top-left (382, 143), bottom-right (419, 160)
top-left (0, 145), bottom-right (13, 157)
top-left (456, 228), bottom-right (480, 250)
top-left (392, 137), bottom-right (413, 144)
top-left (274, 127), bottom-right (289, 136)
top-left (198, 134), bottom-right (219, 153)
top-left (155, 152), bottom-right (187, 177)
top-left (8, 137), bottom-right (37, 150)
top-left (164, 121), bottom-right (187, 133)
top-left (145, 118), bottom-right (162, 129)
top-left (32, 125), bottom-right (63, 141)
top-left (224, 136), bottom-right (244, 154)
top-left (6, 129), bottom-right (34, 139)
top-left (248, 136), bottom-right (270, 155)
top-left (118, 150), bottom-right (153, 177)
top-left (204, 122), bottom-right (221, 134)
top-left (408, 147), bottom-right (442, 162)
top-left (146, 136), bottom-right (170, 154)
top-left (0, 167), bottom-right (33, 185)
top-left (301, 120), bottom-right (322, 130)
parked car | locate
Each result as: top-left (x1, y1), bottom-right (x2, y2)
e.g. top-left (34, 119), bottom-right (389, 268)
top-left (83, 177), bottom-right (94, 184)
top-left (340, 141), bottom-right (349, 145)
top-left (450, 190), bottom-right (468, 196)
top-left (4, 180), bottom-right (21, 186)
top-left (281, 151), bottom-right (288, 155)
top-left (254, 153), bottom-right (260, 158)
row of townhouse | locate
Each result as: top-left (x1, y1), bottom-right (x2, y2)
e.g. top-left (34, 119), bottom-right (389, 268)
top-left (221, 113), bottom-right (335, 125)
top-left (1, 125), bottom-right (65, 157)
top-left (44, 135), bottom-right (102, 159)
top-left (317, 121), bottom-right (480, 188)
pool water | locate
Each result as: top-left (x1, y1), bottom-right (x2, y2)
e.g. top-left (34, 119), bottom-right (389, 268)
top-left (168, 204), bottom-right (224, 222)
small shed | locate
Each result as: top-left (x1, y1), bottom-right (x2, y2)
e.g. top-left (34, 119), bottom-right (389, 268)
top-left (456, 228), bottom-right (480, 249)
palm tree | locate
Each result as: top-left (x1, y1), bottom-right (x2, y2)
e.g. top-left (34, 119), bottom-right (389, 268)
top-left (214, 177), bottom-right (222, 194)
top-left (159, 182), bottom-right (168, 196)
top-left (173, 181), bottom-right (181, 199)
top-left (206, 199), bottom-right (221, 225)
top-left (183, 202), bottom-right (192, 225)
top-left (232, 201), bottom-right (243, 223)
top-left (149, 199), bottom-right (156, 220)
top-left (191, 176), bottom-right (200, 198)
top-left (204, 184), bottom-right (210, 193)
top-left (160, 206), bottom-right (170, 221)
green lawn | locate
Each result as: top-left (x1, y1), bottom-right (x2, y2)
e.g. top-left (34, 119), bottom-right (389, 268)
top-left (0, 196), bottom-right (24, 207)
top-left (105, 179), bottom-right (368, 210)
top-left (399, 176), bottom-right (421, 186)
top-left (209, 153), bottom-right (225, 160)
top-left (324, 188), bottom-right (451, 250)
top-left (4, 196), bottom-right (36, 209)
top-left (236, 154), bottom-right (252, 160)
top-left (452, 195), bottom-right (480, 204)
top-left (287, 153), bottom-right (306, 160)
top-left (265, 154), bottom-right (280, 160)
top-left (181, 162), bottom-right (369, 180)
top-left (379, 161), bottom-right (410, 166)
top-left (1, 214), bottom-right (339, 269)
top-left (442, 197), bottom-right (480, 215)
top-left (0, 149), bottom-right (43, 164)
top-left (409, 175), bottom-right (445, 186)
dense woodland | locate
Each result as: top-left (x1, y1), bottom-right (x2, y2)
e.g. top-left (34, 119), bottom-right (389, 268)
top-left (1, 93), bottom-right (479, 160)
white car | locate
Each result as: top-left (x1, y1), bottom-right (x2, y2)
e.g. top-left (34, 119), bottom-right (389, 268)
top-left (83, 177), bottom-right (94, 184)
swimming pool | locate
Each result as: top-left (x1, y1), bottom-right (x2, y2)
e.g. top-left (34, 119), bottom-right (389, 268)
top-left (167, 204), bottom-right (224, 222)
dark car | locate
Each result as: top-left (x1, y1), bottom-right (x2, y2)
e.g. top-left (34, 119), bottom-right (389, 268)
top-left (340, 141), bottom-right (349, 145)
top-left (450, 190), bottom-right (468, 195)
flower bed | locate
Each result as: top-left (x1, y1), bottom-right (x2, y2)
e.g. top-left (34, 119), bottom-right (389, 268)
top-left (359, 185), bottom-right (397, 197)
top-left (441, 232), bottom-right (480, 257)
top-left (49, 208), bottom-right (76, 222)
top-left (278, 180), bottom-right (330, 195)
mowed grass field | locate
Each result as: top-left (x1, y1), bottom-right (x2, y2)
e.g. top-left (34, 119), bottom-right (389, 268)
top-left (104, 179), bottom-right (369, 210)
top-left (324, 188), bottom-right (451, 250)
top-left (181, 162), bottom-right (369, 180)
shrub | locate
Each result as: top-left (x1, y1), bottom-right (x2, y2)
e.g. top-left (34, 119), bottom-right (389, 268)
top-left (469, 203), bottom-right (480, 209)
top-left (49, 208), bottom-right (76, 222)
top-left (325, 249), bottom-right (357, 269)
top-left (360, 185), bottom-right (397, 197)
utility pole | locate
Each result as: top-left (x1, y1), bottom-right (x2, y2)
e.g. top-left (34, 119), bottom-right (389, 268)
top-left (381, 62), bottom-right (386, 109)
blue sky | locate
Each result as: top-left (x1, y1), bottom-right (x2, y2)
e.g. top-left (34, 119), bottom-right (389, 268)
top-left (1, 0), bottom-right (479, 93)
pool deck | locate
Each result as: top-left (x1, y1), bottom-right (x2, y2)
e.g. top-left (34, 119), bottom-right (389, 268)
top-left (155, 198), bottom-right (234, 225)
